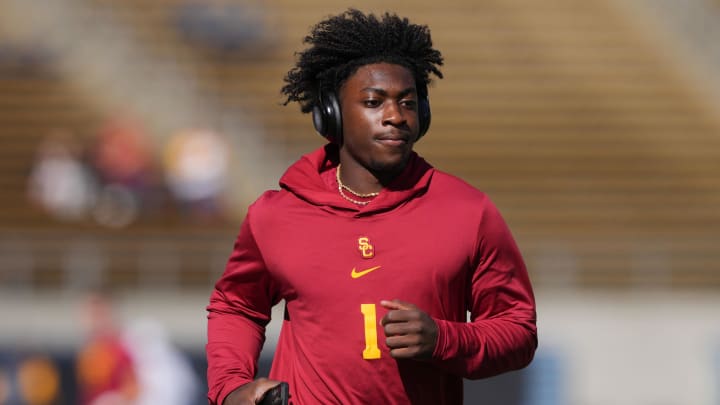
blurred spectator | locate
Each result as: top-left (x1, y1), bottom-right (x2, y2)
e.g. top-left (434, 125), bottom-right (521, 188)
top-left (122, 319), bottom-right (201, 405)
top-left (0, 352), bottom-right (63, 405)
top-left (174, 0), bottom-right (271, 54)
top-left (16, 355), bottom-right (61, 405)
top-left (88, 116), bottom-right (163, 228)
top-left (75, 291), bottom-right (138, 405)
top-left (162, 128), bottom-right (229, 223)
top-left (27, 128), bottom-right (97, 222)
top-left (90, 117), bottom-right (152, 188)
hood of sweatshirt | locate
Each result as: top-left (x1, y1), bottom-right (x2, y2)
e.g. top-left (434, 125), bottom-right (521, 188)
top-left (279, 143), bottom-right (434, 217)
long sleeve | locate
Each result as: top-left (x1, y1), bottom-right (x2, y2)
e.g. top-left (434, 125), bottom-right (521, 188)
top-left (206, 212), bottom-right (280, 405)
top-left (431, 200), bottom-right (537, 379)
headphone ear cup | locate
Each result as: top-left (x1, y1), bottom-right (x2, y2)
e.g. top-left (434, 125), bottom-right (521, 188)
top-left (312, 104), bottom-right (326, 137)
top-left (312, 91), bottom-right (342, 143)
top-left (417, 97), bottom-right (431, 139)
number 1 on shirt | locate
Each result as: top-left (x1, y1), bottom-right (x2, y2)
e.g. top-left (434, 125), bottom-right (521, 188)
top-left (360, 304), bottom-right (381, 359)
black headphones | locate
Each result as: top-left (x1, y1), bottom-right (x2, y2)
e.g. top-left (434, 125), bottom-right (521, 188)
top-left (312, 86), bottom-right (431, 143)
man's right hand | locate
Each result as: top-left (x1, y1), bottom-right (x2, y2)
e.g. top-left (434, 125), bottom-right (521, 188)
top-left (223, 378), bottom-right (284, 405)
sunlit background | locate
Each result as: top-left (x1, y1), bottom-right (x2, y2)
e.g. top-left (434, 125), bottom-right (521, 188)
top-left (1, 0), bottom-right (719, 404)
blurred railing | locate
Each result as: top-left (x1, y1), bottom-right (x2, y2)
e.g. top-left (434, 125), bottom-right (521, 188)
top-left (0, 229), bottom-right (232, 291)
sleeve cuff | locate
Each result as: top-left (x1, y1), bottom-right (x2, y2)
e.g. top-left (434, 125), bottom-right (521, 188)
top-left (431, 318), bottom-right (453, 361)
top-left (213, 378), bottom-right (252, 405)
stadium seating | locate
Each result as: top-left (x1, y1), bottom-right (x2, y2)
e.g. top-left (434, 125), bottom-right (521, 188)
top-left (1, 0), bottom-right (718, 290)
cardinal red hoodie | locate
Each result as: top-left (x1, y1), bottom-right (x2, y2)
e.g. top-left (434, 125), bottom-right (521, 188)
top-left (207, 144), bottom-right (537, 404)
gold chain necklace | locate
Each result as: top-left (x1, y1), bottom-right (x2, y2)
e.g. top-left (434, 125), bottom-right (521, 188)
top-left (336, 164), bottom-right (379, 206)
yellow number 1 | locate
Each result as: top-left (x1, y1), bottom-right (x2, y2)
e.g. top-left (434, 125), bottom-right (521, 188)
top-left (360, 304), bottom-right (381, 359)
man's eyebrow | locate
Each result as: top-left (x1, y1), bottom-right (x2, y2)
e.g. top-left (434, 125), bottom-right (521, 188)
top-left (361, 87), bottom-right (417, 97)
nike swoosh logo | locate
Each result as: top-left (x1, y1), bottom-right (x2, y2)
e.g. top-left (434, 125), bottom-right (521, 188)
top-left (351, 265), bottom-right (382, 279)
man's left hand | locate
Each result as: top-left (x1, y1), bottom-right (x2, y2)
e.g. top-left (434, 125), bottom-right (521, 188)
top-left (380, 299), bottom-right (438, 359)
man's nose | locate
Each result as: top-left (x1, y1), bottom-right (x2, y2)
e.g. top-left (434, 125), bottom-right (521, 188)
top-left (382, 102), bottom-right (406, 126)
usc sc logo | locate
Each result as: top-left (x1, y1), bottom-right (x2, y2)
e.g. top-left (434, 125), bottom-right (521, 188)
top-left (358, 237), bottom-right (374, 258)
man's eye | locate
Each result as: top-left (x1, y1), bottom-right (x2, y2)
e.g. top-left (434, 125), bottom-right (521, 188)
top-left (364, 100), bottom-right (381, 107)
top-left (401, 100), bottom-right (417, 109)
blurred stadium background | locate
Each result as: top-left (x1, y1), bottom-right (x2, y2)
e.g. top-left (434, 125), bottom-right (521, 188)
top-left (0, 0), bottom-right (719, 404)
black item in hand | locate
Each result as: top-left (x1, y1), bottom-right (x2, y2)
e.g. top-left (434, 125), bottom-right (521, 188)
top-left (259, 382), bottom-right (289, 405)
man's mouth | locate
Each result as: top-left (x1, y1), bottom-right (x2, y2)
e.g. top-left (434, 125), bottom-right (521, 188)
top-left (376, 133), bottom-right (410, 146)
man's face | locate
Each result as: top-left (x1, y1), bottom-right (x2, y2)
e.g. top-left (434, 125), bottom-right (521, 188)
top-left (338, 63), bottom-right (420, 175)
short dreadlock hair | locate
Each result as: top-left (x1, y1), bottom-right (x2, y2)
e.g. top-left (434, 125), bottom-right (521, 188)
top-left (281, 9), bottom-right (444, 113)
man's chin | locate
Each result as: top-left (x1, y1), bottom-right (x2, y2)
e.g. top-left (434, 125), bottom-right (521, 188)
top-left (368, 156), bottom-right (410, 177)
